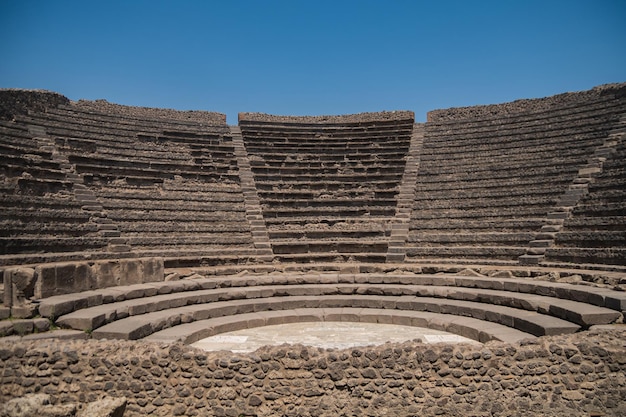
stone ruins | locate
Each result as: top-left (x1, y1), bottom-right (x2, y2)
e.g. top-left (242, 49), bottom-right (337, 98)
top-left (0, 83), bottom-right (625, 416)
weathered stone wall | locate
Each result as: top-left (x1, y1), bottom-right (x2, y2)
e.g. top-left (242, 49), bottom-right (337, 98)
top-left (3, 258), bottom-right (164, 303)
top-left (239, 111), bottom-right (415, 124)
top-left (427, 82), bottom-right (626, 122)
top-left (71, 100), bottom-right (227, 125)
top-left (1, 328), bottom-right (624, 416)
top-left (0, 89), bottom-right (70, 120)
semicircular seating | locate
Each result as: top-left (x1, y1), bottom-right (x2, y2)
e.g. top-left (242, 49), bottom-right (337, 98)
top-left (0, 84), bottom-right (625, 347)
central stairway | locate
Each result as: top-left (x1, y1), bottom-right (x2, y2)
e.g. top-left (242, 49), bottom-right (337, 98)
top-left (239, 111), bottom-right (415, 263)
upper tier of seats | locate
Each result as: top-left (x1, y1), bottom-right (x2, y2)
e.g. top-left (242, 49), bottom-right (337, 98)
top-left (0, 90), bottom-right (256, 266)
top-left (405, 83), bottom-right (626, 267)
top-left (239, 111), bottom-right (415, 263)
top-left (0, 83), bottom-right (624, 270)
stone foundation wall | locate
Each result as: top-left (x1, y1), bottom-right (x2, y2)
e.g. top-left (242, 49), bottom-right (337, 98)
top-left (427, 82), bottom-right (626, 122)
top-left (0, 89), bottom-right (70, 120)
top-left (239, 111), bottom-right (415, 124)
top-left (71, 100), bottom-right (227, 125)
top-left (1, 328), bottom-right (624, 416)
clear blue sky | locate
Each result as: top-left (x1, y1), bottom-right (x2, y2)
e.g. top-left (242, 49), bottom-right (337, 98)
top-left (1, 0), bottom-right (625, 124)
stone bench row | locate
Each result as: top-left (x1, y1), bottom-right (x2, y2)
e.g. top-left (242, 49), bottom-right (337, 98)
top-left (53, 104), bottom-right (229, 129)
top-left (37, 271), bottom-right (626, 318)
top-left (249, 160), bottom-right (407, 171)
top-left (427, 95), bottom-right (624, 125)
top-left (0, 237), bottom-right (108, 254)
top-left (97, 196), bottom-right (246, 212)
top-left (407, 218), bottom-right (544, 232)
top-left (262, 207), bottom-right (396, 218)
top-left (268, 228), bottom-right (388, 240)
top-left (271, 240), bottom-right (388, 255)
top-left (259, 190), bottom-right (398, 200)
top-left (545, 247), bottom-right (626, 266)
top-left (49, 278), bottom-right (591, 337)
top-left (21, 112), bottom-right (229, 144)
top-left (272, 252), bottom-right (388, 264)
top-left (425, 114), bottom-right (619, 145)
top-left (0, 204), bottom-right (91, 221)
top-left (429, 100), bottom-right (625, 128)
top-left (404, 246), bottom-right (527, 261)
top-left (0, 182), bottom-right (82, 203)
top-left (256, 178), bottom-right (399, 188)
top-left (76, 164), bottom-right (240, 184)
top-left (569, 201), bottom-right (626, 217)
top-left (103, 210), bottom-right (247, 223)
top-left (264, 217), bottom-right (392, 229)
top-left (417, 152), bottom-right (591, 176)
top-left (553, 231), bottom-right (626, 247)
top-left (260, 198), bottom-right (397, 209)
top-left (420, 150), bottom-right (598, 175)
top-left (68, 292), bottom-right (582, 343)
top-left (0, 142), bottom-right (54, 165)
top-left (144, 308), bottom-right (528, 345)
top-left (252, 173), bottom-right (403, 184)
top-left (0, 221), bottom-right (98, 237)
top-left (246, 147), bottom-right (409, 158)
top-left (69, 154), bottom-right (238, 175)
top-left (412, 185), bottom-right (570, 201)
top-left (62, 142), bottom-right (237, 165)
top-left (414, 173), bottom-right (576, 192)
top-left (96, 188), bottom-right (245, 203)
top-left (412, 194), bottom-right (556, 210)
top-left (408, 232), bottom-right (534, 245)
top-left (251, 165), bottom-right (406, 176)
top-left (111, 220), bottom-right (250, 233)
top-left (239, 123), bottom-right (413, 135)
top-left (421, 130), bottom-right (606, 156)
top-left (411, 206), bottom-right (551, 221)
top-left (240, 137), bottom-right (409, 150)
top-left (47, 105), bottom-right (224, 128)
top-left (1, 163), bottom-right (67, 182)
top-left (560, 216), bottom-right (625, 231)
top-left (250, 153), bottom-right (408, 164)
top-left (425, 102), bottom-right (623, 135)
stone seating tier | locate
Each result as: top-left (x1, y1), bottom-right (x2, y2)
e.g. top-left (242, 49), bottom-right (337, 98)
top-left (65, 100), bottom-right (228, 125)
top-left (427, 83), bottom-right (625, 122)
top-left (239, 110), bottom-right (415, 124)
top-left (425, 109), bottom-right (621, 142)
top-left (34, 272), bottom-right (623, 342)
top-left (145, 308), bottom-right (531, 345)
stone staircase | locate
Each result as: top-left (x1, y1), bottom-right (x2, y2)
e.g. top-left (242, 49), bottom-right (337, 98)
top-left (27, 124), bottom-right (131, 253)
top-left (386, 124), bottom-right (424, 262)
top-left (520, 114), bottom-right (626, 266)
top-left (230, 125), bottom-right (273, 260)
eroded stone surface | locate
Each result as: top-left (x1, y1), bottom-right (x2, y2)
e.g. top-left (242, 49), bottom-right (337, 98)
top-left (1, 328), bottom-right (625, 416)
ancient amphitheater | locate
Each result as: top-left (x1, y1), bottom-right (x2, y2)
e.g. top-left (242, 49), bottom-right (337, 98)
top-left (0, 84), bottom-right (625, 416)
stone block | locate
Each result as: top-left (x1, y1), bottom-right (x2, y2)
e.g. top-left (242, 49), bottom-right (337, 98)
top-left (142, 257), bottom-right (165, 283)
top-left (11, 304), bottom-right (38, 319)
top-left (119, 259), bottom-right (141, 286)
top-left (56, 262), bottom-right (81, 295)
top-left (95, 260), bottom-right (120, 288)
top-left (34, 264), bottom-right (57, 299)
top-left (3, 270), bottom-right (12, 307)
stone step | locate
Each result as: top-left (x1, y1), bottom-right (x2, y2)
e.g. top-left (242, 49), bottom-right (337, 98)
top-left (144, 308), bottom-right (533, 345)
top-left (87, 292), bottom-right (582, 341)
top-left (55, 281), bottom-right (620, 336)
